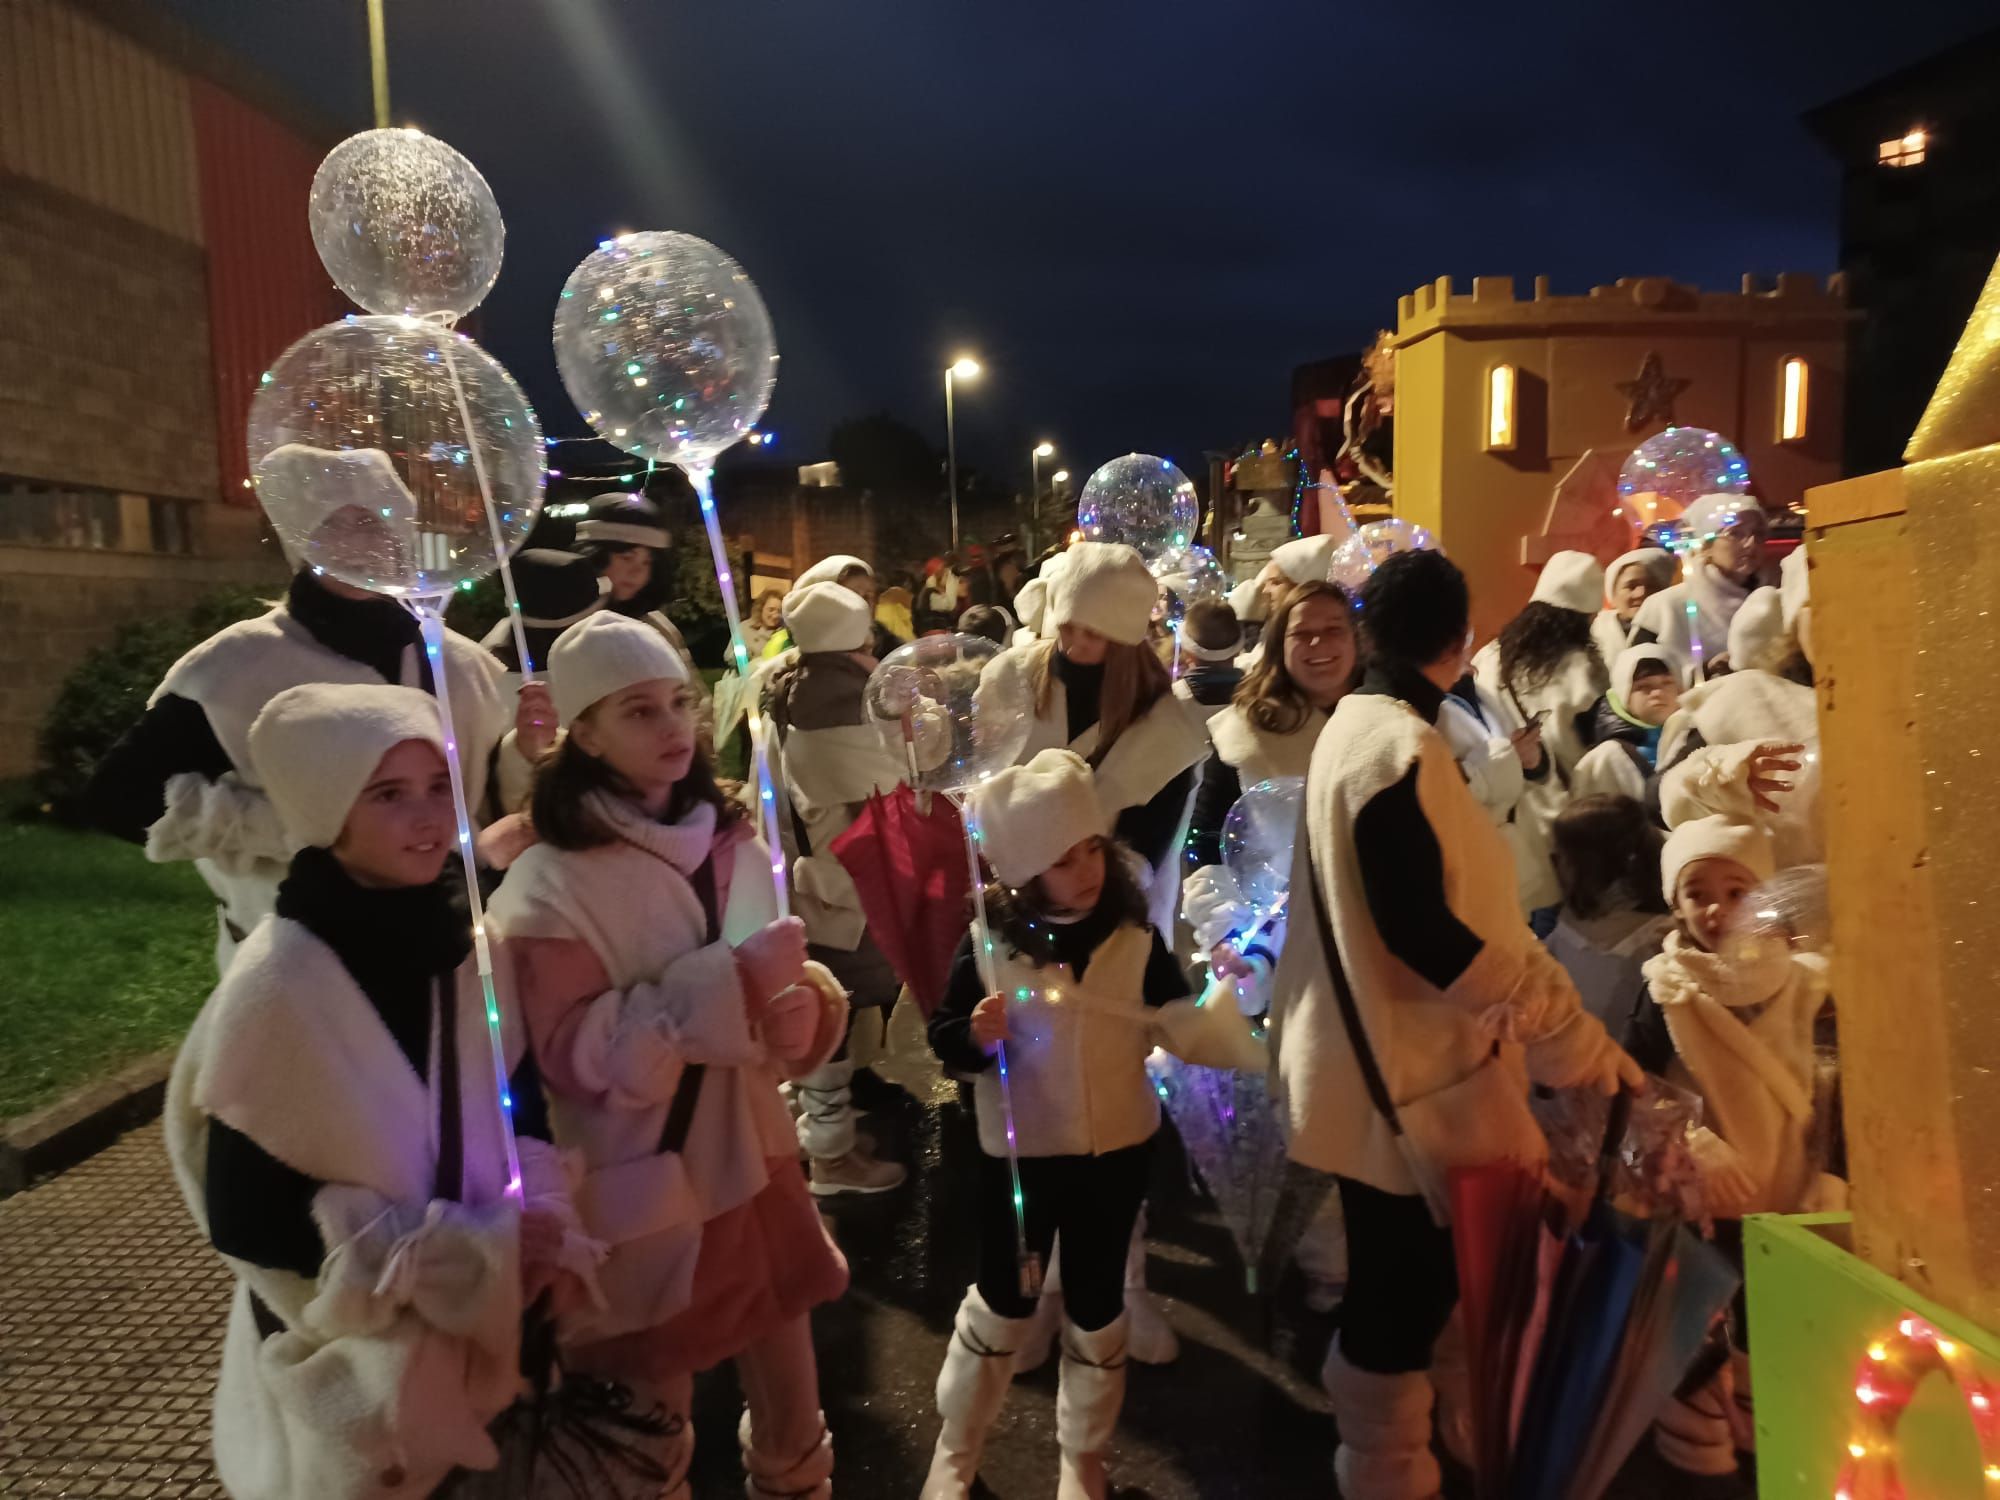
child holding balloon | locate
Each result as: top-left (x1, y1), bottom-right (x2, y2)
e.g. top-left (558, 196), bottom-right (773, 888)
top-left (163, 682), bottom-right (593, 1500)
top-left (485, 611), bottom-right (850, 1499)
top-left (921, 748), bottom-right (1262, 1500)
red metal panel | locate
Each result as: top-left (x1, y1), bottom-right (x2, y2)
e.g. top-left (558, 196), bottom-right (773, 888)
top-left (188, 78), bottom-right (340, 506)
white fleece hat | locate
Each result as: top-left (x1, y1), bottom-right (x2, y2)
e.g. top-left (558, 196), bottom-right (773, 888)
top-left (1662, 815), bottom-right (1775, 899)
top-left (1728, 586), bottom-right (1784, 670)
top-left (1049, 541), bottom-right (1156, 646)
top-left (782, 579), bottom-right (872, 653)
top-left (1779, 547), bottom-right (1809, 629)
top-left (795, 553), bottom-right (872, 591)
top-left (248, 682), bottom-right (445, 850)
top-left (1605, 547), bottom-right (1676, 603)
top-left (1612, 642), bottom-right (1685, 704)
top-left (1270, 534), bottom-right (1338, 586)
top-left (547, 610), bottom-right (688, 727)
top-left (1013, 576), bottom-right (1051, 637)
top-left (1682, 493), bottom-right (1756, 543)
top-left (969, 748), bottom-right (1110, 889)
top-left (1530, 550), bottom-right (1605, 615)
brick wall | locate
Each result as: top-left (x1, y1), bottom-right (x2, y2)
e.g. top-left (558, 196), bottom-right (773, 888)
top-left (0, 172), bottom-right (219, 500)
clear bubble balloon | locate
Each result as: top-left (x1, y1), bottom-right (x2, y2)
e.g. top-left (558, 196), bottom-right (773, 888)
top-left (866, 634), bottom-right (1031, 796)
top-left (308, 129), bottom-right (504, 320)
top-left (1077, 453), bottom-right (1199, 565)
top-left (248, 316), bottom-right (544, 596)
top-left (1328, 518), bottom-right (1437, 591)
top-left (1722, 863), bottom-right (1831, 964)
top-left (1153, 544), bottom-right (1229, 632)
top-left (1616, 426), bottom-right (1752, 519)
top-left (552, 231), bottom-right (777, 470)
top-left (1222, 776), bottom-right (1304, 915)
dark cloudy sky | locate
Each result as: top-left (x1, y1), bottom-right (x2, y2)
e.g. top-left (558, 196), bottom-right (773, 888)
top-left (162, 0), bottom-right (1993, 489)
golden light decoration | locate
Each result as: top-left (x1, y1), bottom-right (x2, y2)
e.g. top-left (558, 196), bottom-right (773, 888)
top-left (1834, 1314), bottom-right (2000, 1500)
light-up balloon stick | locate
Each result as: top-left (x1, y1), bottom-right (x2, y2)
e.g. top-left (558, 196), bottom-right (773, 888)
top-left (552, 231), bottom-right (786, 904)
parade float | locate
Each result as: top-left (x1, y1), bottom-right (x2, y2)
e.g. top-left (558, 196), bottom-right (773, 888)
top-left (1749, 251), bottom-right (2000, 1500)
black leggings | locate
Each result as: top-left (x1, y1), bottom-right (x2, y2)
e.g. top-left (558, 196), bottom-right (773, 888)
top-left (976, 1137), bottom-right (1153, 1330)
top-left (1336, 1175), bottom-right (1459, 1375)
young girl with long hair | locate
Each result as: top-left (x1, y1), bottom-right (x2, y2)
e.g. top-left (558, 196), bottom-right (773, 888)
top-left (486, 612), bottom-right (850, 1498)
top-left (921, 750), bottom-right (1260, 1500)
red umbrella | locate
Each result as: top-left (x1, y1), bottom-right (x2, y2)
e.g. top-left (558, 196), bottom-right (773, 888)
top-left (828, 784), bottom-right (970, 1017)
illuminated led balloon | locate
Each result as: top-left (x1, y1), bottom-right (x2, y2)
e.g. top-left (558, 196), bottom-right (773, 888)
top-left (1153, 544), bottom-right (1229, 631)
top-left (1722, 863), bottom-right (1830, 964)
top-left (308, 129), bottom-right (504, 320)
top-left (867, 634), bottom-right (1031, 795)
top-left (552, 231), bottom-right (777, 468)
top-left (1222, 776), bottom-right (1304, 915)
top-left (1077, 453), bottom-right (1199, 564)
top-left (248, 316), bottom-right (544, 596)
top-left (1328, 518), bottom-right (1437, 591)
top-left (1616, 426), bottom-right (1752, 519)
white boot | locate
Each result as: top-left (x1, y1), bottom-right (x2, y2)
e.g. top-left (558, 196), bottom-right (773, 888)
top-left (1012, 1235), bottom-right (1063, 1375)
top-left (920, 1286), bottom-right (1033, 1499)
top-left (738, 1408), bottom-right (834, 1499)
top-left (1123, 1211), bottom-right (1178, 1366)
top-left (1322, 1338), bottom-right (1443, 1500)
top-left (1055, 1314), bottom-right (1129, 1500)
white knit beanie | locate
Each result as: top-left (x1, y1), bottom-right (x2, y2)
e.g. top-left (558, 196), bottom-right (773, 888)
top-left (1661, 815), bottom-right (1775, 900)
top-left (1682, 493), bottom-right (1754, 543)
top-left (1530, 550), bottom-right (1605, 615)
top-left (782, 579), bottom-right (872, 653)
top-left (1612, 642), bottom-right (1685, 703)
top-left (795, 554), bottom-right (872, 591)
top-left (969, 749), bottom-right (1110, 889)
top-left (1604, 547), bottom-right (1676, 603)
top-left (1049, 541), bottom-right (1156, 646)
top-left (547, 610), bottom-right (688, 727)
top-left (1728, 586), bottom-right (1785, 669)
top-left (248, 683), bottom-right (445, 850)
top-left (1270, 535), bottom-right (1338, 586)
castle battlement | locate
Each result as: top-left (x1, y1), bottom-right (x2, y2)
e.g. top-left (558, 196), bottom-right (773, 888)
top-left (1393, 273), bottom-right (1849, 344)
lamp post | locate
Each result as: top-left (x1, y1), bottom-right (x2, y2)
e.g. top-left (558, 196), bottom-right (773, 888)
top-left (946, 356), bottom-right (981, 553)
top-left (1029, 442), bottom-right (1055, 553)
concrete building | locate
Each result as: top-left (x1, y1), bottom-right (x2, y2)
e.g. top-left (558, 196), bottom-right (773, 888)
top-left (1387, 273), bottom-right (1848, 640)
top-left (0, 0), bottom-right (335, 774)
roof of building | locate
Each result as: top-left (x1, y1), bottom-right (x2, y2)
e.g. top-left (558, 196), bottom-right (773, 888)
top-left (1802, 24), bottom-right (2000, 152)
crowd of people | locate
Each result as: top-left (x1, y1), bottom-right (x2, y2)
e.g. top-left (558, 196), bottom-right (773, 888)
top-left (83, 486), bottom-right (1831, 1498)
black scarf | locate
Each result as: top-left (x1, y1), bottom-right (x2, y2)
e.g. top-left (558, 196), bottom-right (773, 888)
top-left (1358, 658), bottom-right (1448, 725)
top-left (286, 570), bottom-right (431, 691)
top-left (275, 847), bottom-right (472, 1077)
top-left (1055, 651), bottom-right (1104, 743)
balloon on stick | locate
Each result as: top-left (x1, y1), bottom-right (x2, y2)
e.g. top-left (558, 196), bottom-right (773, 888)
top-left (1328, 517), bottom-right (1438, 591)
top-left (1076, 453), bottom-right (1199, 565)
top-left (863, 633), bottom-right (1041, 1292)
top-left (552, 231), bottom-right (786, 903)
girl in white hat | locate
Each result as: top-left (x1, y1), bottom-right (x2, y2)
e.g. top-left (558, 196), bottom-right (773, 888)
top-left (1470, 550), bottom-right (1611, 916)
top-left (919, 749), bottom-right (1262, 1500)
top-left (1589, 546), bottom-right (1677, 666)
top-left (164, 683), bottom-right (594, 1500)
top-left (484, 611), bottom-right (850, 1498)
top-left (1631, 496), bottom-right (1777, 675)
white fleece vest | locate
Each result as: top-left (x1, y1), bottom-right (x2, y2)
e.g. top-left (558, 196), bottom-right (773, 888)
top-left (149, 605), bottom-right (510, 966)
top-left (1206, 702), bottom-right (1326, 785)
top-left (164, 920), bottom-right (522, 1500)
top-left (770, 720), bottom-right (905, 950)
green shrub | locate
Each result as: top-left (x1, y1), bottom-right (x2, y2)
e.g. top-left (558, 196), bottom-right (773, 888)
top-left (35, 586), bottom-right (271, 822)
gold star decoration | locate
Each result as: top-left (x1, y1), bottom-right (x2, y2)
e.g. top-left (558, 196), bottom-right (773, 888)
top-left (1616, 351), bottom-right (1691, 432)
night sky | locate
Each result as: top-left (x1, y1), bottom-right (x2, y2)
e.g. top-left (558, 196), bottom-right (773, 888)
top-left (160, 0), bottom-right (1994, 491)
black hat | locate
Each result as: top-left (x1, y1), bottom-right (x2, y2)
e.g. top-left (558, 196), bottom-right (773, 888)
top-left (512, 548), bottom-right (607, 628)
top-left (575, 492), bottom-right (669, 551)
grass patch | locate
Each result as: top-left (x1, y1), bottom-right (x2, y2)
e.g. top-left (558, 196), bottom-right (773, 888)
top-left (0, 786), bottom-right (215, 1119)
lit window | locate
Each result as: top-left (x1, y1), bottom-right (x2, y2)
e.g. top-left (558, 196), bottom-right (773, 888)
top-left (1878, 128), bottom-right (1927, 167)
top-left (1486, 364), bottom-right (1517, 451)
top-left (1779, 356), bottom-right (1809, 443)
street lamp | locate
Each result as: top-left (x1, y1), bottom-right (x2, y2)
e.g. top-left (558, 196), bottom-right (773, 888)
top-left (1029, 442), bottom-right (1056, 552)
top-left (945, 356), bottom-right (982, 552)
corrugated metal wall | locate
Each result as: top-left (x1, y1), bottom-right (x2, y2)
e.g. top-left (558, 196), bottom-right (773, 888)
top-left (188, 76), bottom-right (340, 506)
top-left (0, 0), bottom-right (203, 243)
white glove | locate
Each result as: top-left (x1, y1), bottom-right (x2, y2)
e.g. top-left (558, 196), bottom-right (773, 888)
top-left (1688, 1126), bottom-right (1760, 1217)
top-left (1183, 865), bottom-right (1252, 954)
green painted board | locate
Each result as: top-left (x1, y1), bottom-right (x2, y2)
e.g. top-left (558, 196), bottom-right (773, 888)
top-left (1748, 1213), bottom-right (1994, 1497)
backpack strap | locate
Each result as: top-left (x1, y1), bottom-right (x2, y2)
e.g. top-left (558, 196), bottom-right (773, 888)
top-left (658, 852), bottom-right (721, 1153)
